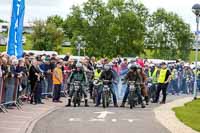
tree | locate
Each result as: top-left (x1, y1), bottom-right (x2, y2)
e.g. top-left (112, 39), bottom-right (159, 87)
top-left (47, 15), bottom-right (64, 28)
top-left (61, 0), bottom-right (193, 59)
top-left (30, 20), bottom-right (64, 53)
top-left (63, 0), bottom-right (147, 58)
top-left (0, 19), bottom-right (4, 23)
top-left (146, 8), bottom-right (194, 60)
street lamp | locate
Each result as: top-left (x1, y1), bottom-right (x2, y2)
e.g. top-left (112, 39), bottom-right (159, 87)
top-left (75, 36), bottom-right (87, 61)
top-left (192, 3), bottom-right (200, 100)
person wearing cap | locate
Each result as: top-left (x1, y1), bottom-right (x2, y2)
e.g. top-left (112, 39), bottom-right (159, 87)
top-left (52, 62), bottom-right (63, 103)
top-left (153, 62), bottom-right (171, 104)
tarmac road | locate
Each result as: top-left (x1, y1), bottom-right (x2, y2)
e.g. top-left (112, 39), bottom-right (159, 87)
top-left (31, 96), bottom-right (184, 133)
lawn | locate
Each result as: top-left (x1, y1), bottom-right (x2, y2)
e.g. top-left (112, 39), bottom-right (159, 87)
top-left (173, 99), bottom-right (200, 132)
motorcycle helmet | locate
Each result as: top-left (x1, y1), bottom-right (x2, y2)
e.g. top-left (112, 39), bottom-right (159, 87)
top-left (96, 64), bottom-right (103, 69)
top-left (130, 64), bottom-right (137, 71)
top-left (104, 64), bottom-right (110, 71)
top-left (76, 62), bottom-right (83, 68)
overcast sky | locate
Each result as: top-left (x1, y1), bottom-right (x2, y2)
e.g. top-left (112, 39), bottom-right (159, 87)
top-left (0, 0), bottom-right (200, 31)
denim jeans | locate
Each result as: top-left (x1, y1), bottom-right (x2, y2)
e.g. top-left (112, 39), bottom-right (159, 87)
top-left (197, 79), bottom-right (200, 91)
top-left (113, 82), bottom-right (119, 99)
top-left (41, 78), bottom-right (48, 96)
top-left (122, 86), bottom-right (143, 104)
top-left (96, 84), bottom-right (117, 105)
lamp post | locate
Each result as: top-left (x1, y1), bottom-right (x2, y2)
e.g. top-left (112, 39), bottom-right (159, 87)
top-left (192, 4), bottom-right (200, 100)
top-left (75, 36), bottom-right (86, 62)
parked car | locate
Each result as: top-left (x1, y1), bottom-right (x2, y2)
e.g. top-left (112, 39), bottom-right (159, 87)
top-left (62, 41), bottom-right (71, 47)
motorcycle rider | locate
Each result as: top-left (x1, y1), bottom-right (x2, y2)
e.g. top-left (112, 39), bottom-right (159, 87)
top-left (120, 64), bottom-right (145, 108)
top-left (96, 64), bottom-right (118, 107)
top-left (66, 62), bottom-right (89, 107)
top-left (137, 65), bottom-right (149, 105)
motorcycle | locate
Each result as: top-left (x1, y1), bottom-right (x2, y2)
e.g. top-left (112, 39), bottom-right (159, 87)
top-left (101, 80), bottom-right (111, 108)
top-left (128, 81), bottom-right (138, 109)
top-left (71, 81), bottom-right (82, 107)
top-left (92, 79), bottom-right (100, 104)
top-left (147, 78), bottom-right (157, 102)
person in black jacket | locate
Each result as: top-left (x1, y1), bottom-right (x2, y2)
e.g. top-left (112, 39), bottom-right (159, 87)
top-left (96, 64), bottom-right (118, 107)
top-left (29, 59), bottom-right (44, 104)
top-left (120, 64), bottom-right (145, 108)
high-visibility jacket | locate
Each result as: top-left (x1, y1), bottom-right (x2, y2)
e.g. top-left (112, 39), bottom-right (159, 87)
top-left (148, 68), bottom-right (158, 83)
top-left (152, 68), bottom-right (158, 83)
top-left (197, 70), bottom-right (200, 80)
top-left (158, 69), bottom-right (168, 83)
top-left (94, 69), bottom-right (101, 79)
top-left (171, 69), bottom-right (176, 80)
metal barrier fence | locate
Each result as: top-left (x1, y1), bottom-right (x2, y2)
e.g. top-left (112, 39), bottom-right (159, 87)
top-left (0, 76), bottom-right (24, 113)
top-left (0, 77), bottom-right (7, 112)
top-left (41, 72), bottom-right (70, 98)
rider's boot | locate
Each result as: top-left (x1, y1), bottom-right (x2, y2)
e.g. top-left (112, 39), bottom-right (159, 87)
top-left (120, 102), bottom-right (125, 107)
top-left (85, 99), bottom-right (89, 107)
top-left (114, 103), bottom-right (118, 107)
top-left (141, 102), bottom-right (146, 108)
top-left (65, 99), bottom-right (71, 107)
top-left (145, 96), bottom-right (149, 105)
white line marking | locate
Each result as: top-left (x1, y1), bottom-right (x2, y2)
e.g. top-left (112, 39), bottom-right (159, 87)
top-left (0, 121), bottom-right (26, 124)
top-left (69, 118), bottom-right (81, 122)
top-left (112, 119), bottom-right (117, 122)
top-left (94, 111), bottom-right (115, 119)
top-left (122, 119), bottom-right (139, 123)
top-left (0, 127), bottom-right (20, 130)
top-left (89, 118), bottom-right (105, 122)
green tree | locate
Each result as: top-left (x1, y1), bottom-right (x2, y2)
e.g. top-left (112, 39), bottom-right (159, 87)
top-left (107, 0), bottom-right (146, 56)
top-left (30, 20), bottom-right (64, 53)
top-left (0, 19), bottom-right (4, 23)
top-left (63, 0), bottom-right (147, 58)
top-left (62, 5), bottom-right (88, 55)
top-left (146, 8), bottom-right (193, 60)
top-left (47, 15), bottom-right (64, 28)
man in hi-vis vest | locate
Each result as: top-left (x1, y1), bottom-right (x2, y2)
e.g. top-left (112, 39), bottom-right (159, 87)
top-left (153, 62), bottom-right (171, 104)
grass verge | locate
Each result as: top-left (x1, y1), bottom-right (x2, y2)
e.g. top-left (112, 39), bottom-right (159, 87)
top-left (173, 99), bottom-right (200, 132)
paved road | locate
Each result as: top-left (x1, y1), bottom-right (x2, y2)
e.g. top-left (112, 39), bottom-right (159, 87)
top-left (32, 95), bottom-right (187, 133)
top-left (0, 100), bottom-right (63, 133)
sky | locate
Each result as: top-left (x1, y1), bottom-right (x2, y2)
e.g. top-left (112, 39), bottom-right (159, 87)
top-left (0, 0), bottom-right (200, 31)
